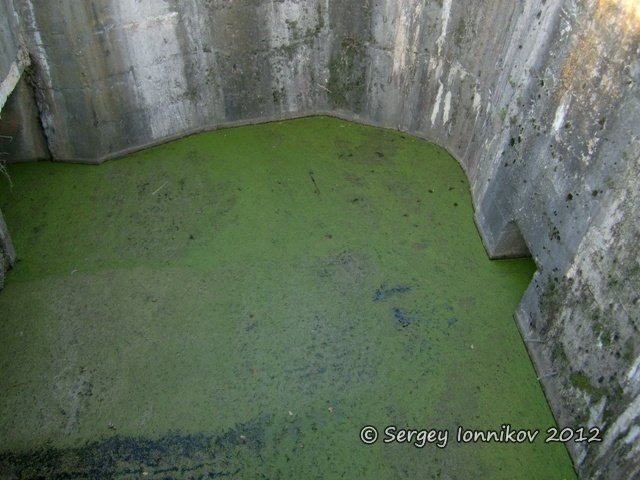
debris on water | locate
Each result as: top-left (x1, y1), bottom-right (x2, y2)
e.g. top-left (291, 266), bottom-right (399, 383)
top-left (151, 181), bottom-right (168, 196)
top-left (308, 170), bottom-right (321, 196)
top-left (373, 285), bottom-right (410, 301)
top-left (0, 420), bottom-right (266, 478)
top-left (392, 307), bottom-right (411, 327)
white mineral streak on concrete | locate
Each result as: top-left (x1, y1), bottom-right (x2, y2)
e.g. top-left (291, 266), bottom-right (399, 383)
top-left (436, 0), bottom-right (452, 57)
top-left (626, 354), bottom-right (640, 395)
top-left (443, 90), bottom-right (452, 124)
top-left (598, 393), bottom-right (640, 458)
top-left (392, 10), bottom-right (408, 77)
top-left (427, 0), bottom-right (450, 88)
top-left (22, 0), bottom-right (51, 87)
top-left (472, 90), bottom-right (482, 115)
top-left (391, 1), bottom-right (423, 77)
top-left (431, 81), bottom-right (443, 126)
top-left (552, 91), bottom-right (571, 134)
top-left (439, 61), bottom-right (468, 126)
top-left (624, 425), bottom-right (640, 445)
top-left (378, 0), bottom-right (419, 120)
top-left (625, 425), bottom-right (640, 461)
top-left (428, 0), bottom-right (451, 88)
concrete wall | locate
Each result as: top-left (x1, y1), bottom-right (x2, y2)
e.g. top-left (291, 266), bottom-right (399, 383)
top-left (4, 0), bottom-right (640, 477)
top-left (13, 0), bottom-right (331, 161)
top-left (460, 2), bottom-right (639, 478)
top-left (0, 77), bottom-right (50, 162)
top-left (0, 0), bottom-right (23, 281)
top-left (0, 0), bottom-right (49, 163)
top-left (0, 0), bottom-right (23, 110)
top-left (328, 4), bottom-right (640, 475)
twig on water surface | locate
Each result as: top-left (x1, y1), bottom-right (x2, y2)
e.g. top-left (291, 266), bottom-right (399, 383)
top-left (152, 181), bottom-right (168, 196)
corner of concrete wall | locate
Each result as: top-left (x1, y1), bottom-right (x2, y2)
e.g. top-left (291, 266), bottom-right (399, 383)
top-left (486, 1), bottom-right (640, 478)
top-left (0, 76), bottom-right (50, 162)
top-left (0, 0), bottom-right (50, 163)
top-left (336, 0), bottom-right (639, 477)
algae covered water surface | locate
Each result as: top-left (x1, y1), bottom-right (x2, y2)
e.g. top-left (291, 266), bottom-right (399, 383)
top-left (0, 117), bottom-right (574, 479)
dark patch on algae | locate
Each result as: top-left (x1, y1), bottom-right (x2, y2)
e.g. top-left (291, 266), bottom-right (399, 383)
top-left (373, 284), bottom-right (411, 301)
top-left (0, 117), bottom-right (575, 479)
top-left (392, 307), bottom-right (412, 327)
top-left (0, 416), bottom-right (267, 479)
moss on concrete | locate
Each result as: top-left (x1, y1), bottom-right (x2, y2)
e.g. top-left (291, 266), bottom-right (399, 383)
top-left (570, 372), bottom-right (607, 402)
top-left (0, 117), bottom-right (574, 478)
top-left (327, 37), bottom-right (367, 111)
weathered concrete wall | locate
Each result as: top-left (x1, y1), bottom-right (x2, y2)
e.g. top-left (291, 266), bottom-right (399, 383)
top-left (0, 0), bottom-right (22, 280)
top-left (326, 6), bottom-right (639, 475)
top-left (15, 0), bottom-right (331, 161)
top-left (506, 4), bottom-right (640, 477)
top-left (327, 3), bottom-right (639, 476)
top-left (0, 0), bottom-right (24, 110)
top-left (1, 0), bottom-right (48, 162)
top-left (4, 0), bottom-right (640, 477)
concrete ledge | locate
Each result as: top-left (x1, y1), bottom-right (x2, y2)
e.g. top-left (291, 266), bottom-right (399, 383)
top-left (41, 109), bottom-right (447, 165)
top-left (513, 298), bottom-right (583, 477)
top-left (474, 208), bottom-right (532, 260)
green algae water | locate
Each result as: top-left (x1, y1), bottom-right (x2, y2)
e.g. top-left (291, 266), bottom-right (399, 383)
top-left (0, 117), bottom-right (574, 479)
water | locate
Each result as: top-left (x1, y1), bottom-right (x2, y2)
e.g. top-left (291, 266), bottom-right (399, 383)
top-left (0, 117), bottom-right (575, 478)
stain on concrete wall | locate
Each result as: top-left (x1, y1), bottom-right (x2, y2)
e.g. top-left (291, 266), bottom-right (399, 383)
top-left (2, 0), bottom-right (639, 477)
